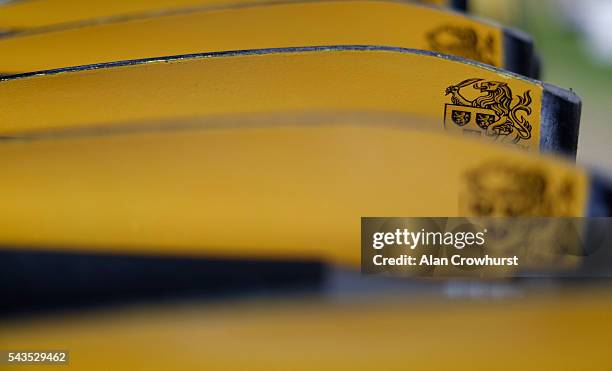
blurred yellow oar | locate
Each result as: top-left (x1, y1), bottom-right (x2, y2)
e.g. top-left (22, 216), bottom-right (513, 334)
top-left (0, 46), bottom-right (578, 153)
top-left (0, 1), bottom-right (527, 75)
top-left (0, 121), bottom-right (589, 266)
top-left (1, 292), bottom-right (612, 370)
top-left (0, 0), bottom-right (466, 34)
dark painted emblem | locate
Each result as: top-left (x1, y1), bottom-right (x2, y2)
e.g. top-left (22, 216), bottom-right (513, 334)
top-left (443, 78), bottom-right (533, 145)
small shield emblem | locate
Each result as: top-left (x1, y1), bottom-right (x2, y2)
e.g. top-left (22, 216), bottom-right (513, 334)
top-left (444, 104), bottom-right (498, 136)
top-left (476, 113), bottom-right (496, 129)
top-left (451, 110), bottom-right (471, 126)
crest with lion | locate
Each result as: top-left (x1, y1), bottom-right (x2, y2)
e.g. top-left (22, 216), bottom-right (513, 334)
top-left (444, 78), bottom-right (533, 144)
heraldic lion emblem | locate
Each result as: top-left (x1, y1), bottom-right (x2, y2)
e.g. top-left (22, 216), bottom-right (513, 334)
top-left (460, 161), bottom-right (578, 217)
top-left (427, 25), bottom-right (495, 66)
top-left (443, 78), bottom-right (533, 144)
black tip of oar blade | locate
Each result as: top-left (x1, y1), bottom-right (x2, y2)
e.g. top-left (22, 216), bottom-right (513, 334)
top-left (451, 0), bottom-right (468, 12)
top-left (588, 173), bottom-right (612, 217)
top-left (541, 83), bottom-right (582, 157)
top-left (503, 27), bottom-right (538, 78)
top-left (530, 52), bottom-right (543, 80)
top-left (0, 249), bottom-right (325, 317)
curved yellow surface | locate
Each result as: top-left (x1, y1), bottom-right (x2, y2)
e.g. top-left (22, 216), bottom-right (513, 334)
top-left (0, 48), bottom-right (542, 149)
top-left (0, 0), bottom-right (461, 32)
top-left (0, 1), bottom-right (500, 74)
top-left (0, 123), bottom-right (587, 266)
top-left (1, 292), bottom-right (611, 370)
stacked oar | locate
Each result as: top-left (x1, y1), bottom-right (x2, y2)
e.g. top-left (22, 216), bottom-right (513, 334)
top-left (0, 1), bottom-right (611, 369)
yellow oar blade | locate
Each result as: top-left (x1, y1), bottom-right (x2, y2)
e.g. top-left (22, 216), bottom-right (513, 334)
top-left (0, 47), bottom-right (578, 153)
top-left (0, 1), bottom-right (529, 75)
top-left (0, 121), bottom-right (588, 266)
top-left (2, 292), bottom-right (612, 370)
top-left (0, 0), bottom-right (467, 32)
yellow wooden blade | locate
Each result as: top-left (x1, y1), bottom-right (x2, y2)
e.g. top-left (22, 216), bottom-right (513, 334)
top-left (0, 47), bottom-right (578, 153)
top-left (0, 0), bottom-right (466, 33)
top-left (0, 120), bottom-right (588, 266)
top-left (1, 291), bottom-right (611, 370)
top-left (0, 1), bottom-right (513, 75)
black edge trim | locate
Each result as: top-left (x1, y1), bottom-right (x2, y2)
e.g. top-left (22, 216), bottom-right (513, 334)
top-left (502, 27), bottom-right (537, 78)
top-left (451, 0), bottom-right (467, 12)
top-left (0, 249), bottom-right (324, 316)
top-left (588, 173), bottom-right (612, 217)
top-left (541, 83), bottom-right (582, 157)
top-left (530, 51), bottom-right (542, 80)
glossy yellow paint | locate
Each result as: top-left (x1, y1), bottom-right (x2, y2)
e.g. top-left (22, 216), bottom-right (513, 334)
top-left (0, 123), bottom-right (587, 265)
top-left (0, 1), bottom-right (501, 74)
top-left (1, 292), bottom-right (612, 370)
top-left (0, 48), bottom-right (541, 149)
top-left (0, 0), bottom-right (462, 32)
